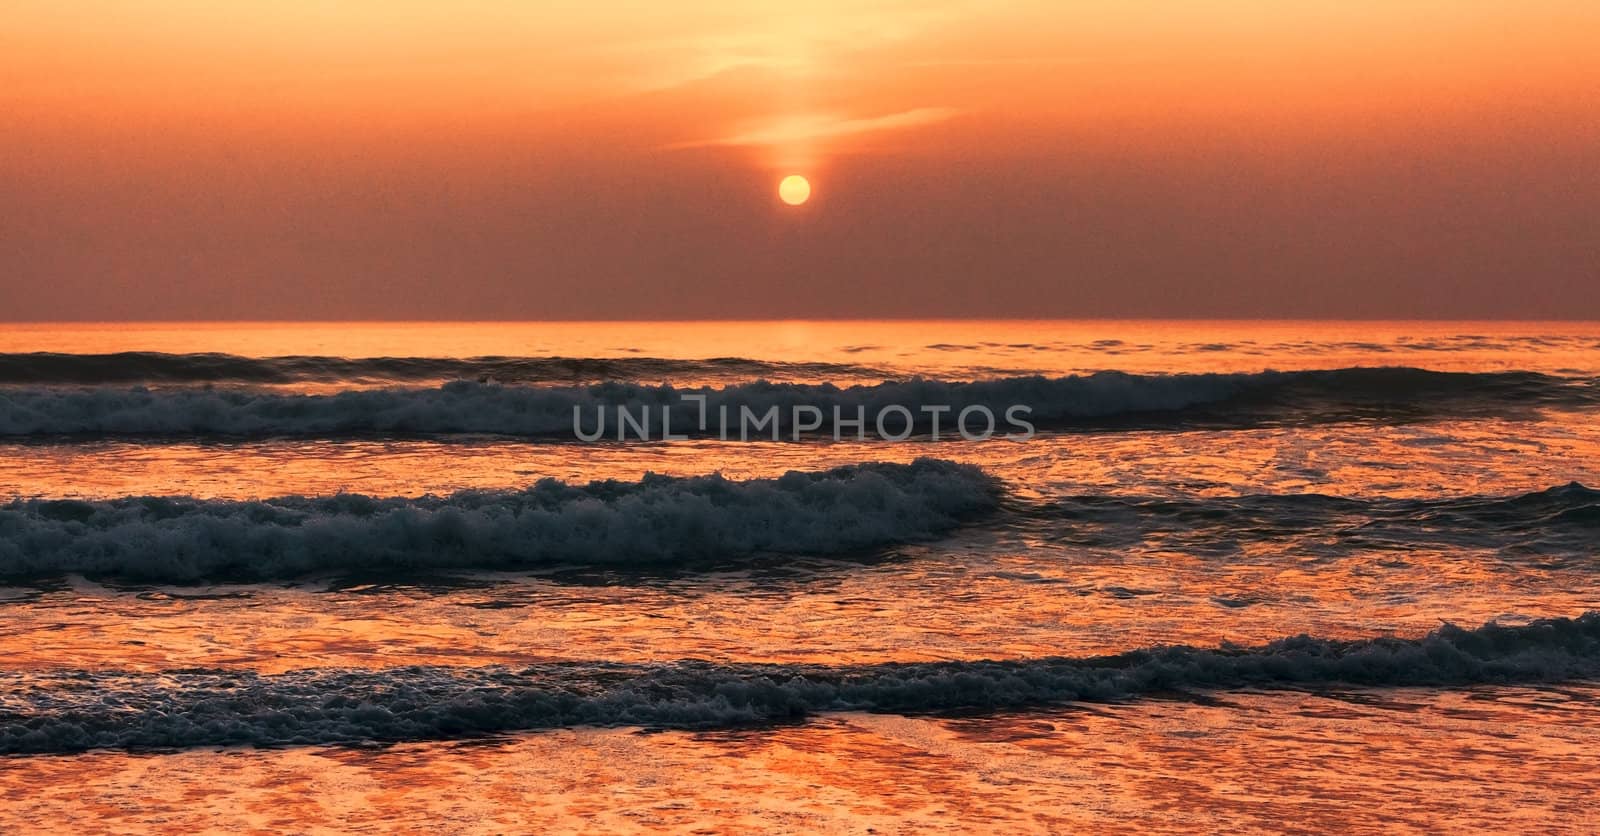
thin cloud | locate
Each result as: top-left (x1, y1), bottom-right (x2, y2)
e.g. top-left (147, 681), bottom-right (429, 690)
top-left (669, 107), bottom-right (961, 149)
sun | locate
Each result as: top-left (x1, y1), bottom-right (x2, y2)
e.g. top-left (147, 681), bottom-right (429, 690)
top-left (778, 174), bottom-right (811, 206)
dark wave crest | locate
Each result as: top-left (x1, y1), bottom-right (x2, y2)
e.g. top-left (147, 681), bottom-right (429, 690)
top-left (0, 367), bottom-right (1592, 438)
top-left (0, 459), bottom-right (999, 581)
top-left (3, 613), bottom-right (1596, 753)
top-left (1036, 482), bottom-right (1600, 556)
top-left (0, 352), bottom-right (881, 386)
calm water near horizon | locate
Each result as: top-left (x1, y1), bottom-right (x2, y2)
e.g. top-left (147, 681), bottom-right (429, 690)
top-left (2, 320), bottom-right (1599, 832)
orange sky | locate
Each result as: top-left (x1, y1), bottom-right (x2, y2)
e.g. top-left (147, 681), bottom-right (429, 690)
top-left (3, 1), bottom-right (1598, 319)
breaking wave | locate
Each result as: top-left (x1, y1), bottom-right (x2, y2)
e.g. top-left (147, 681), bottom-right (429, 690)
top-left (0, 367), bottom-right (1592, 438)
top-left (0, 459), bottom-right (999, 581)
top-left (3, 613), bottom-right (1597, 753)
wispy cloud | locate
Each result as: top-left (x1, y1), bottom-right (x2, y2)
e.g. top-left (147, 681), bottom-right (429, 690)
top-left (668, 107), bottom-right (961, 149)
top-left (618, 1), bottom-right (984, 92)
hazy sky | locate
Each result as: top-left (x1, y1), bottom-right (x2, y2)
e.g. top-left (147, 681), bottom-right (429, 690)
top-left (3, 1), bottom-right (1597, 320)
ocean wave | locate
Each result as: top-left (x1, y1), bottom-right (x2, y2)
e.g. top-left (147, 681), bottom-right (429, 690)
top-left (0, 459), bottom-right (999, 581)
top-left (1036, 482), bottom-right (1600, 555)
top-left (3, 613), bottom-right (1596, 753)
top-left (0, 367), bottom-right (1591, 438)
top-left (0, 352), bottom-right (881, 386)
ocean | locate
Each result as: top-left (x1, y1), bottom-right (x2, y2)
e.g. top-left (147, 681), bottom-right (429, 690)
top-left (2, 320), bottom-right (1598, 832)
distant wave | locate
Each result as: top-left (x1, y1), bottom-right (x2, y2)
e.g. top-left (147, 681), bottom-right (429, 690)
top-left (1036, 482), bottom-right (1600, 556)
top-left (0, 367), bottom-right (1591, 438)
top-left (0, 352), bottom-right (882, 386)
top-left (3, 613), bottom-right (1596, 753)
top-left (0, 459), bottom-right (999, 581)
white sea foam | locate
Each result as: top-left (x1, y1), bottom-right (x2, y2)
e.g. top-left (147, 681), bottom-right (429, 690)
top-left (3, 613), bottom-right (1596, 753)
top-left (0, 368), bottom-right (1585, 437)
top-left (0, 459), bottom-right (999, 581)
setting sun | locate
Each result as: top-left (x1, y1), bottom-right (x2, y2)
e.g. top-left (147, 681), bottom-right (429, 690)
top-left (778, 175), bottom-right (811, 206)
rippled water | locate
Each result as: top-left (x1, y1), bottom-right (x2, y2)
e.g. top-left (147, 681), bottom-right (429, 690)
top-left (2, 321), bottom-right (1599, 832)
